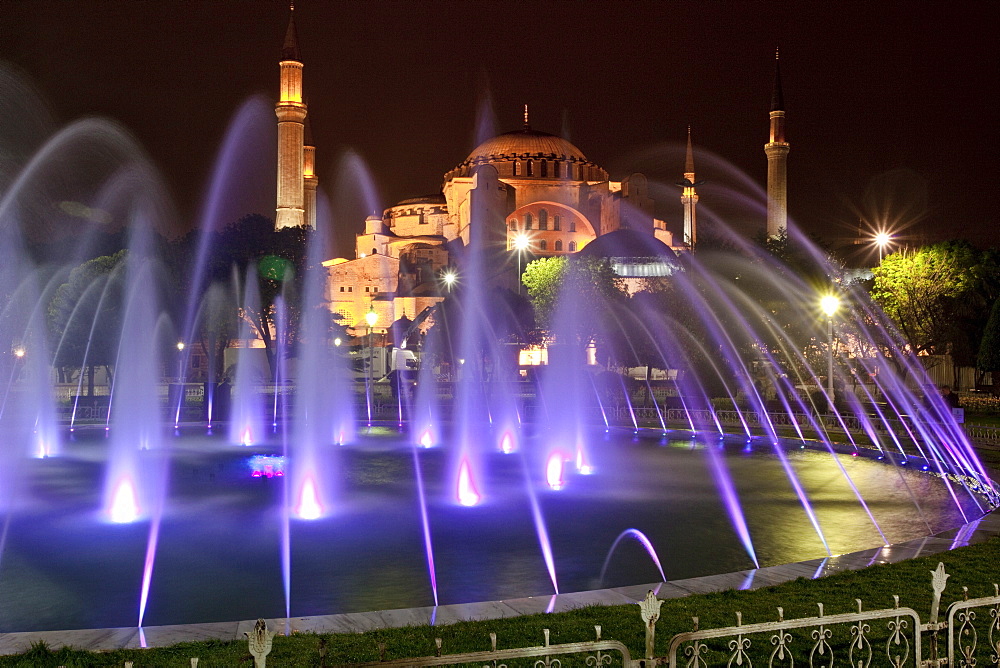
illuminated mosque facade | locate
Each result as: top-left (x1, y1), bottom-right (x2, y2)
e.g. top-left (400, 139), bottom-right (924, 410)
top-left (272, 9), bottom-right (788, 334)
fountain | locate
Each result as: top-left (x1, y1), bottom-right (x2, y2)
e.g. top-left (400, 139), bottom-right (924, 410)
top-left (0, 63), bottom-right (996, 635)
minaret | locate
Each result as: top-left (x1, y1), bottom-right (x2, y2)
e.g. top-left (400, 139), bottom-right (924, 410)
top-left (303, 117), bottom-right (318, 229)
top-left (681, 126), bottom-right (699, 247)
top-left (275, 3), bottom-right (307, 230)
top-left (764, 49), bottom-right (789, 238)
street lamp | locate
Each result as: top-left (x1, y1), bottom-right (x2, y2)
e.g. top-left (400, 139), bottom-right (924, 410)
top-left (365, 305), bottom-right (379, 389)
top-left (13, 347), bottom-right (25, 359)
top-left (820, 294), bottom-right (840, 408)
top-left (513, 232), bottom-right (531, 294)
top-left (442, 269), bottom-right (457, 292)
top-left (873, 231), bottom-right (893, 263)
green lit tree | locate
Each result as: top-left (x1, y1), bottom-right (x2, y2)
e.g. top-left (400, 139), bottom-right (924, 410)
top-left (870, 241), bottom-right (985, 376)
top-left (522, 255), bottom-right (628, 362)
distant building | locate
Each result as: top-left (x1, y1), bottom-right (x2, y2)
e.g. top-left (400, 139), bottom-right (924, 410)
top-left (272, 10), bottom-right (787, 333)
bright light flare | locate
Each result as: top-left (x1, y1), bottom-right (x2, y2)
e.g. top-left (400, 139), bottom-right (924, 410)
top-left (109, 478), bottom-right (141, 523)
top-left (456, 458), bottom-right (481, 506)
top-left (874, 231), bottom-right (892, 248)
top-left (294, 476), bottom-right (324, 520)
top-left (546, 452), bottom-right (567, 490)
top-left (420, 429), bottom-right (434, 448)
top-left (500, 431), bottom-right (516, 454)
top-left (513, 232), bottom-right (530, 251)
top-left (820, 294), bottom-right (840, 317)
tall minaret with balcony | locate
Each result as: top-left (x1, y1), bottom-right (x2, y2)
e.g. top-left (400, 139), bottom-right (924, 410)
top-left (765, 49), bottom-right (789, 238)
top-left (680, 126), bottom-right (699, 247)
top-left (275, 4), bottom-right (308, 229)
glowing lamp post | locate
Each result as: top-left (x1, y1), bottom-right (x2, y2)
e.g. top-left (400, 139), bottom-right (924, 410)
top-left (873, 231), bottom-right (893, 263)
top-left (513, 232), bottom-right (531, 294)
top-left (13, 347), bottom-right (25, 359)
top-left (442, 269), bottom-right (457, 292)
top-left (820, 294), bottom-right (841, 408)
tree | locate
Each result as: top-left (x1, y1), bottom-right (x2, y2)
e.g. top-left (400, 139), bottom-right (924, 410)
top-left (521, 256), bottom-right (567, 329)
top-left (204, 214), bottom-right (309, 378)
top-left (47, 250), bottom-right (127, 395)
top-left (522, 255), bottom-right (628, 361)
top-left (977, 299), bottom-right (1000, 394)
top-left (870, 241), bottom-right (984, 372)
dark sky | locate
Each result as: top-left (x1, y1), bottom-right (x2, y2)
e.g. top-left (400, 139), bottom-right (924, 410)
top-left (2, 0), bottom-right (997, 256)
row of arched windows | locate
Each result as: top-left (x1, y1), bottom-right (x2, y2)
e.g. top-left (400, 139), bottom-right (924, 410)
top-left (508, 210), bottom-right (578, 232)
top-left (511, 160), bottom-right (592, 180)
top-left (508, 238), bottom-right (578, 253)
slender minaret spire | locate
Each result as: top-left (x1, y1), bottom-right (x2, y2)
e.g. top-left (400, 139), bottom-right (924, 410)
top-left (765, 48), bottom-right (789, 238)
top-left (275, 2), bottom-right (309, 229)
top-left (303, 116), bottom-right (318, 230)
top-left (681, 126), bottom-right (700, 247)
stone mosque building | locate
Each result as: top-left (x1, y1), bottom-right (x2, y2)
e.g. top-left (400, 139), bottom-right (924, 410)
top-left (272, 9), bottom-right (788, 335)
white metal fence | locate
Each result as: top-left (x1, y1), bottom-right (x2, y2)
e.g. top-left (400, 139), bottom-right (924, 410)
top-left (325, 563), bottom-right (998, 668)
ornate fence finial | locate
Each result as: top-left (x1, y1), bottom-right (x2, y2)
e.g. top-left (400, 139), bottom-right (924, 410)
top-left (245, 618), bottom-right (275, 668)
top-left (638, 590), bottom-right (664, 659)
top-left (930, 562), bottom-right (950, 624)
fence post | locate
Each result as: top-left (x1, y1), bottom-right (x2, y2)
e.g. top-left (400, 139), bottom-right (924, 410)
top-left (925, 562), bottom-right (949, 666)
top-left (638, 590), bottom-right (664, 660)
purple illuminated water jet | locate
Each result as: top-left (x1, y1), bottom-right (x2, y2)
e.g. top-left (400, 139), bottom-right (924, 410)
top-left (599, 529), bottom-right (667, 584)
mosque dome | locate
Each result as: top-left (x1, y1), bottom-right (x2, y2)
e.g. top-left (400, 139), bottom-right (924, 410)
top-left (466, 129), bottom-right (588, 163)
top-left (444, 128), bottom-right (607, 182)
top-left (394, 193), bottom-right (447, 207)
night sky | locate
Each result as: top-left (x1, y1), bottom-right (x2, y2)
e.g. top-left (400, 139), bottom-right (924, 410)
top-left (2, 1), bottom-right (997, 257)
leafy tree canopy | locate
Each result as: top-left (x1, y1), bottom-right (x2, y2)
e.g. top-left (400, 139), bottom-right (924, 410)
top-left (870, 240), bottom-right (986, 357)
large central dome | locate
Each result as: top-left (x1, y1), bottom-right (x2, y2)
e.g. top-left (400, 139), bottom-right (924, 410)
top-left (465, 129), bottom-right (588, 162)
top-left (444, 127), bottom-right (606, 182)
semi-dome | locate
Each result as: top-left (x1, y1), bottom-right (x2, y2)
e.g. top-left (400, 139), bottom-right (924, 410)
top-left (577, 229), bottom-right (679, 262)
top-left (466, 129), bottom-right (588, 162)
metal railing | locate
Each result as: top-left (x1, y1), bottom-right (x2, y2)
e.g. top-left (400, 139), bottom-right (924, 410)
top-left (327, 564), bottom-right (999, 668)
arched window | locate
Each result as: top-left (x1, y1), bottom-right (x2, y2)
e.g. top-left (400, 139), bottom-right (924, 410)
top-left (509, 220), bottom-right (517, 231)
top-left (568, 241), bottom-right (577, 252)
top-left (555, 240), bottom-right (563, 251)
top-left (553, 215), bottom-right (561, 231)
top-left (540, 240), bottom-right (548, 251)
top-left (540, 160), bottom-right (548, 177)
top-left (569, 219), bottom-right (577, 232)
top-left (526, 161), bottom-right (533, 177)
top-left (554, 162), bottom-right (561, 178)
top-left (372, 248), bottom-right (378, 255)
top-left (524, 213), bottom-right (533, 230)
top-left (539, 209), bottom-right (548, 230)
top-left (513, 161), bottom-right (520, 176)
